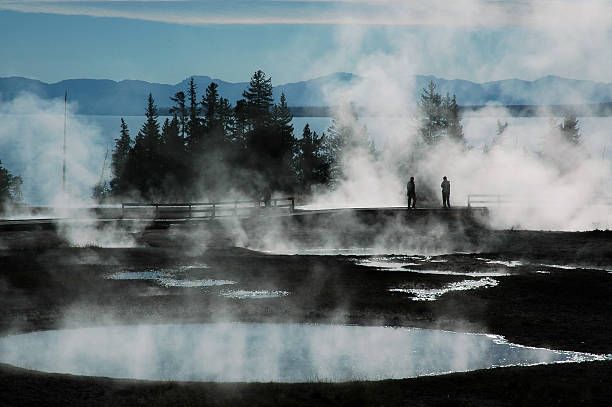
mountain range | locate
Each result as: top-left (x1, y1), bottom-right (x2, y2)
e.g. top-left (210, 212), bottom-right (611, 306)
top-left (1, 73), bottom-right (611, 115)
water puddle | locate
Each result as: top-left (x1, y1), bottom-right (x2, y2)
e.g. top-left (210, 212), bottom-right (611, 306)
top-left (158, 278), bottom-right (237, 288)
top-left (107, 267), bottom-right (234, 289)
top-left (390, 277), bottom-right (499, 301)
top-left (481, 259), bottom-right (523, 267)
top-left (219, 290), bottom-right (290, 299)
top-left (403, 269), bottom-right (510, 277)
top-left (0, 323), bottom-right (606, 382)
top-left (356, 258), bottom-right (510, 277)
top-left (539, 264), bottom-right (578, 270)
top-left (107, 271), bottom-right (166, 280)
top-left (355, 259), bottom-right (420, 271)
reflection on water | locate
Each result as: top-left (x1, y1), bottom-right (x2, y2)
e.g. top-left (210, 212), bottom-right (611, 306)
top-left (0, 323), bottom-right (606, 383)
top-left (106, 266), bottom-right (233, 288)
top-left (390, 277), bottom-right (499, 301)
top-left (158, 278), bottom-right (236, 288)
top-left (219, 289), bottom-right (290, 299)
top-left (357, 256), bottom-right (511, 277)
top-left (107, 271), bottom-right (166, 280)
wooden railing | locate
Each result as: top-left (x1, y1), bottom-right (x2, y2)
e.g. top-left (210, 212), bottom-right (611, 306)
top-left (121, 197), bottom-right (295, 219)
top-left (467, 194), bottom-right (612, 207)
top-left (467, 194), bottom-right (511, 208)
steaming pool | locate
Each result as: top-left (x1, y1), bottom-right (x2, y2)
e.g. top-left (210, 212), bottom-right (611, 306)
top-left (0, 323), bottom-right (607, 383)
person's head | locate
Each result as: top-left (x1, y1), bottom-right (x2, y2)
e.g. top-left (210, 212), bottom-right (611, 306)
top-left (410, 176), bottom-right (414, 181)
top-left (443, 176), bottom-right (447, 180)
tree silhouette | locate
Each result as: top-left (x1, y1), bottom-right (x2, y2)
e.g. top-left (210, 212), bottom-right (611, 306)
top-left (109, 118), bottom-right (132, 195)
top-left (559, 111), bottom-right (581, 145)
top-left (128, 93), bottom-right (163, 198)
top-left (418, 81), bottom-right (464, 145)
top-left (169, 91), bottom-right (188, 138)
top-left (243, 70), bottom-right (273, 129)
top-left (297, 124), bottom-right (330, 193)
top-left (0, 160), bottom-right (23, 208)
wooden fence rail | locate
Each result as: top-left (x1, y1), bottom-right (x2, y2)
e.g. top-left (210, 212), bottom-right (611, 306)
top-left (121, 197), bottom-right (295, 219)
top-left (467, 194), bottom-right (612, 207)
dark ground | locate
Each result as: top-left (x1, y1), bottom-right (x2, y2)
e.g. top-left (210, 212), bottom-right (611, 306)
top-left (0, 211), bottom-right (611, 406)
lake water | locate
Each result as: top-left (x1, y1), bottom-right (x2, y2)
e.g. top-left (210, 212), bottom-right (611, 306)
top-left (0, 322), bottom-right (605, 382)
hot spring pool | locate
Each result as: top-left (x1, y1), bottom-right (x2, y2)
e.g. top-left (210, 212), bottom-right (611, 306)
top-left (0, 323), bottom-right (605, 382)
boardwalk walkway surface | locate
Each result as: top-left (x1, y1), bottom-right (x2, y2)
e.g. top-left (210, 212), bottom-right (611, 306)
top-left (0, 205), bottom-right (488, 232)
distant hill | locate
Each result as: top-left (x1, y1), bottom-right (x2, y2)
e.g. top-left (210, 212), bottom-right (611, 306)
top-left (1, 73), bottom-right (611, 115)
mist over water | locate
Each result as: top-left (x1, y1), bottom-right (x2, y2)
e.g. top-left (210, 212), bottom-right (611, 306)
top-left (0, 323), bottom-right (605, 382)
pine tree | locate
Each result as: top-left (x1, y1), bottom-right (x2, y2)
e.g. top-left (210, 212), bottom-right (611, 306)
top-left (186, 77), bottom-right (202, 149)
top-left (242, 70), bottom-right (274, 129)
top-left (297, 124), bottom-right (329, 194)
top-left (496, 119), bottom-right (509, 137)
top-left (129, 93), bottom-right (162, 198)
top-left (202, 82), bottom-right (222, 131)
top-left (444, 94), bottom-right (464, 143)
top-left (418, 82), bottom-right (465, 146)
top-left (559, 111), bottom-right (580, 145)
top-left (0, 160), bottom-right (23, 207)
top-left (109, 118), bottom-right (132, 195)
top-left (232, 99), bottom-right (250, 146)
top-left (160, 116), bottom-right (186, 200)
top-left (169, 91), bottom-right (188, 138)
top-left (418, 81), bottom-right (444, 145)
top-left (324, 109), bottom-right (374, 185)
top-left (271, 93), bottom-right (298, 191)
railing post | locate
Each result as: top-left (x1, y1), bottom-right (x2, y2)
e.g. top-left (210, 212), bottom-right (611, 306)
top-left (188, 204), bottom-right (192, 219)
top-left (212, 203), bottom-right (216, 219)
top-left (122, 203), bottom-right (125, 218)
top-left (155, 204), bottom-right (159, 219)
top-left (467, 195), bottom-right (471, 208)
top-left (291, 197), bottom-right (295, 212)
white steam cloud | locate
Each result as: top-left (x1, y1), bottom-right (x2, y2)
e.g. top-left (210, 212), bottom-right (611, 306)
top-left (0, 92), bottom-right (105, 205)
top-left (300, 1), bottom-right (612, 231)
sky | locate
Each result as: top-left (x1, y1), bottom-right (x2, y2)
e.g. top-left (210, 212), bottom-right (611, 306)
top-left (1, 1), bottom-right (611, 85)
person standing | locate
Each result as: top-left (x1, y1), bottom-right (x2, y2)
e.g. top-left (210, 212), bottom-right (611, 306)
top-left (441, 176), bottom-right (451, 208)
top-left (407, 177), bottom-right (416, 209)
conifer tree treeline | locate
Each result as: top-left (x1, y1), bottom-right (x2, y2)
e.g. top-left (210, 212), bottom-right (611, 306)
top-left (418, 81), bottom-right (464, 145)
top-left (108, 70), bottom-right (333, 201)
top-left (0, 160), bottom-right (23, 208)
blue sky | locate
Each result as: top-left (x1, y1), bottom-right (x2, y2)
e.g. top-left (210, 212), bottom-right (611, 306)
top-left (1, 1), bottom-right (611, 84)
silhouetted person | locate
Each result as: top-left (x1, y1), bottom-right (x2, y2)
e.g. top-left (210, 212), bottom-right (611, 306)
top-left (441, 176), bottom-right (451, 208)
top-left (407, 177), bottom-right (416, 209)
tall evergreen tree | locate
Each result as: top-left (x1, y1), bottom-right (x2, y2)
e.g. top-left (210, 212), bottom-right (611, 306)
top-left (242, 70), bottom-right (274, 129)
top-left (0, 160), bottom-right (23, 207)
top-left (160, 116), bottom-right (187, 199)
top-left (297, 124), bottom-right (329, 194)
top-left (232, 99), bottom-right (250, 146)
top-left (324, 109), bottom-right (374, 185)
top-left (270, 92), bottom-right (298, 191)
top-left (496, 119), bottom-right (509, 137)
top-left (186, 77), bottom-right (202, 149)
top-left (559, 111), bottom-right (581, 145)
top-left (418, 81), bottom-right (465, 145)
top-left (110, 118), bottom-right (132, 195)
top-left (418, 81), bottom-right (444, 145)
top-left (202, 82), bottom-right (222, 131)
top-left (169, 91), bottom-right (188, 138)
top-left (443, 94), bottom-right (465, 143)
top-left (129, 93), bottom-right (162, 198)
